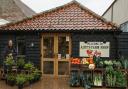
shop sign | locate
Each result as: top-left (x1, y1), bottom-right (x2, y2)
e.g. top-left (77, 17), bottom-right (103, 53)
top-left (80, 42), bottom-right (110, 57)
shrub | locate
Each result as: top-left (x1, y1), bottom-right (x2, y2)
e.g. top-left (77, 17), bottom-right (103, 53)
top-left (17, 57), bottom-right (25, 69)
top-left (16, 74), bottom-right (27, 86)
top-left (24, 62), bottom-right (34, 71)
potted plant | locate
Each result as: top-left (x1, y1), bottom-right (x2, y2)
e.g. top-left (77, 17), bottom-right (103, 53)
top-left (17, 57), bottom-right (25, 70)
top-left (4, 55), bottom-right (14, 71)
top-left (6, 73), bottom-right (16, 86)
top-left (24, 62), bottom-right (34, 72)
top-left (32, 68), bottom-right (41, 82)
top-left (16, 74), bottom-right (27, 89)
top-left (26, 73), bottom-right (34, 84)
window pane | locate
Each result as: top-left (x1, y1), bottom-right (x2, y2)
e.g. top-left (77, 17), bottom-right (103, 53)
top-left (58, 36), bottom-right (69, 59)
top-left (17, 41), bottom-right (26, 55)
top-left (58, 61), bottom-right (69, 75)
top-left (43, 61), bottom-right (54, 74)
top-left (43, 37), bottom-right (54, 58)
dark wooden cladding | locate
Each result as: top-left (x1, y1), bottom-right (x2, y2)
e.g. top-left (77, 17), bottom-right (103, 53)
top-left (0, 31), bottom-right (125, 68)
top-left (71, 32), bottom-right (118, 59)
top-left (118, 32), bottom-right (128, 58)
top-left (0, 34), bottom-right (15, 66)
top-left (25, 34), bottom-right (41, 68)
top-left (0, 32), bottom-right (41, 68)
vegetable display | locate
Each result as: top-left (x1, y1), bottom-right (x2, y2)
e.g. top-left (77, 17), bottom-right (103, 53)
top-left (93, 73), bottom-right (102, 86)
top-left (106, 66), bottom-right (127, 87)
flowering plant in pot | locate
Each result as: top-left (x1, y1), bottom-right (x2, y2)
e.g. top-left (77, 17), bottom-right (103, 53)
top-left (16, 74), bottom-right (27, 89)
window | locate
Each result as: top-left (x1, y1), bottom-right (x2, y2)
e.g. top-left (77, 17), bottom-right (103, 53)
top-left (121, 21), bottom-right (128, 32)
top-left (16, 37), bottom-right (26, 55)
top-left (58, 36), bottom-right (69, 59)
top-left (43, 36), bottom-right (54, 58)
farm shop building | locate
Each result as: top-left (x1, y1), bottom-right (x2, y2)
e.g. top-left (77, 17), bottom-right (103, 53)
top-left (0, 1), bottom-right (120, 77)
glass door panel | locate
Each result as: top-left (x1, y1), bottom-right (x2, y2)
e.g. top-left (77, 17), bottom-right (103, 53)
top-left (43, 37), bottom-right (54, 58)
top-left (43, 36), bottom-right (54, 75)
top-left (42, 34), bottom-right (70, 77)
top-left (58, 35), bottom-right (70, 76)
top-left (58, 36), bottom-right (70, 59)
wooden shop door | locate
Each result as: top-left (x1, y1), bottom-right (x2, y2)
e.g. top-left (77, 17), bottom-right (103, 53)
top-left (41, 33), bottom-right (71, 78)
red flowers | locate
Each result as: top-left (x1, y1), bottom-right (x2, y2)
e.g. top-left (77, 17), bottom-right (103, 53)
top-left (86, 50), bottom-right (93, 55)
top-left (86, 49), bottom-right (101, 57)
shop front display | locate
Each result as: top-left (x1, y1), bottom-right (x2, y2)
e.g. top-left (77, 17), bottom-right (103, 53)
top-left (70, 54), bottom-right (128, 88)
top-left (0, 0), bottom-right (120, 80)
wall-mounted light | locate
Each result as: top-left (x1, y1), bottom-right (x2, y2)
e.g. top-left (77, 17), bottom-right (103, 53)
top-left (30, 42), bottom-right (34, 47)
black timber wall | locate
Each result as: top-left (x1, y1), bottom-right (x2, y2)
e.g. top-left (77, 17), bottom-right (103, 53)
top-left (0, 32), bottom-right (41, 68)
top-left (71, 32), bottom-right (118, 59)
top-left (25, 34), bottom-right (41, 68)
top-left (0, 33), bottom-right (15, 66)
top-left (118, 32), bottom-right (128, 58)
top-left (0, 31), bottom-right (123, 67)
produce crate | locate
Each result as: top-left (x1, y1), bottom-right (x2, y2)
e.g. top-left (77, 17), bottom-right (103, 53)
top-left (80, 64), bottom-right (89, 68)
top-left (71, 64), bottom-right (81, 69)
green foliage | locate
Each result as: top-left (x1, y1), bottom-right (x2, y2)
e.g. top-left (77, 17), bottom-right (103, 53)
top-left (4, 55), bottom-right (15, 71)
top-left (24, 62), bottom-right (34, 71)
top-left (115, 70), bottom-right (127, 87)
top-left (94, 57), bottom-right (104, 68)
top-left (26, 74), bottom-right (34, 82)
top-left (4, 55), bottom-right (14, 66)
top-left (3, 55), bottom-right (41, 87)
top-left (121, 58), bottom-right (128, 69)
top-left (104, 60), bottom-right (113, 66)
top-left (16, 74), bottom-right (27, 85)
top-left (106, 66), bottom-right (127, 87)
top-left (7, 73), bottom-right (16, 83)
top-left (105, 66), bottom-right (113, 73)
top-left (17, 57), bottom-right (25, 68)
top-left (113, 60), bottom-right (122, 68)
top-left (32, 69), bottom-right (41, 81)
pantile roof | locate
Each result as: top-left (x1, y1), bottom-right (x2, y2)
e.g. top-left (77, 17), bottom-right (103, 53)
top-left (0, 0), bottom-right (119, 31)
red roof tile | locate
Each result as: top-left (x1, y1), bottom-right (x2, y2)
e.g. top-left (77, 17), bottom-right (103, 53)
top-left (0, 1), bottom-right (119, 31)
